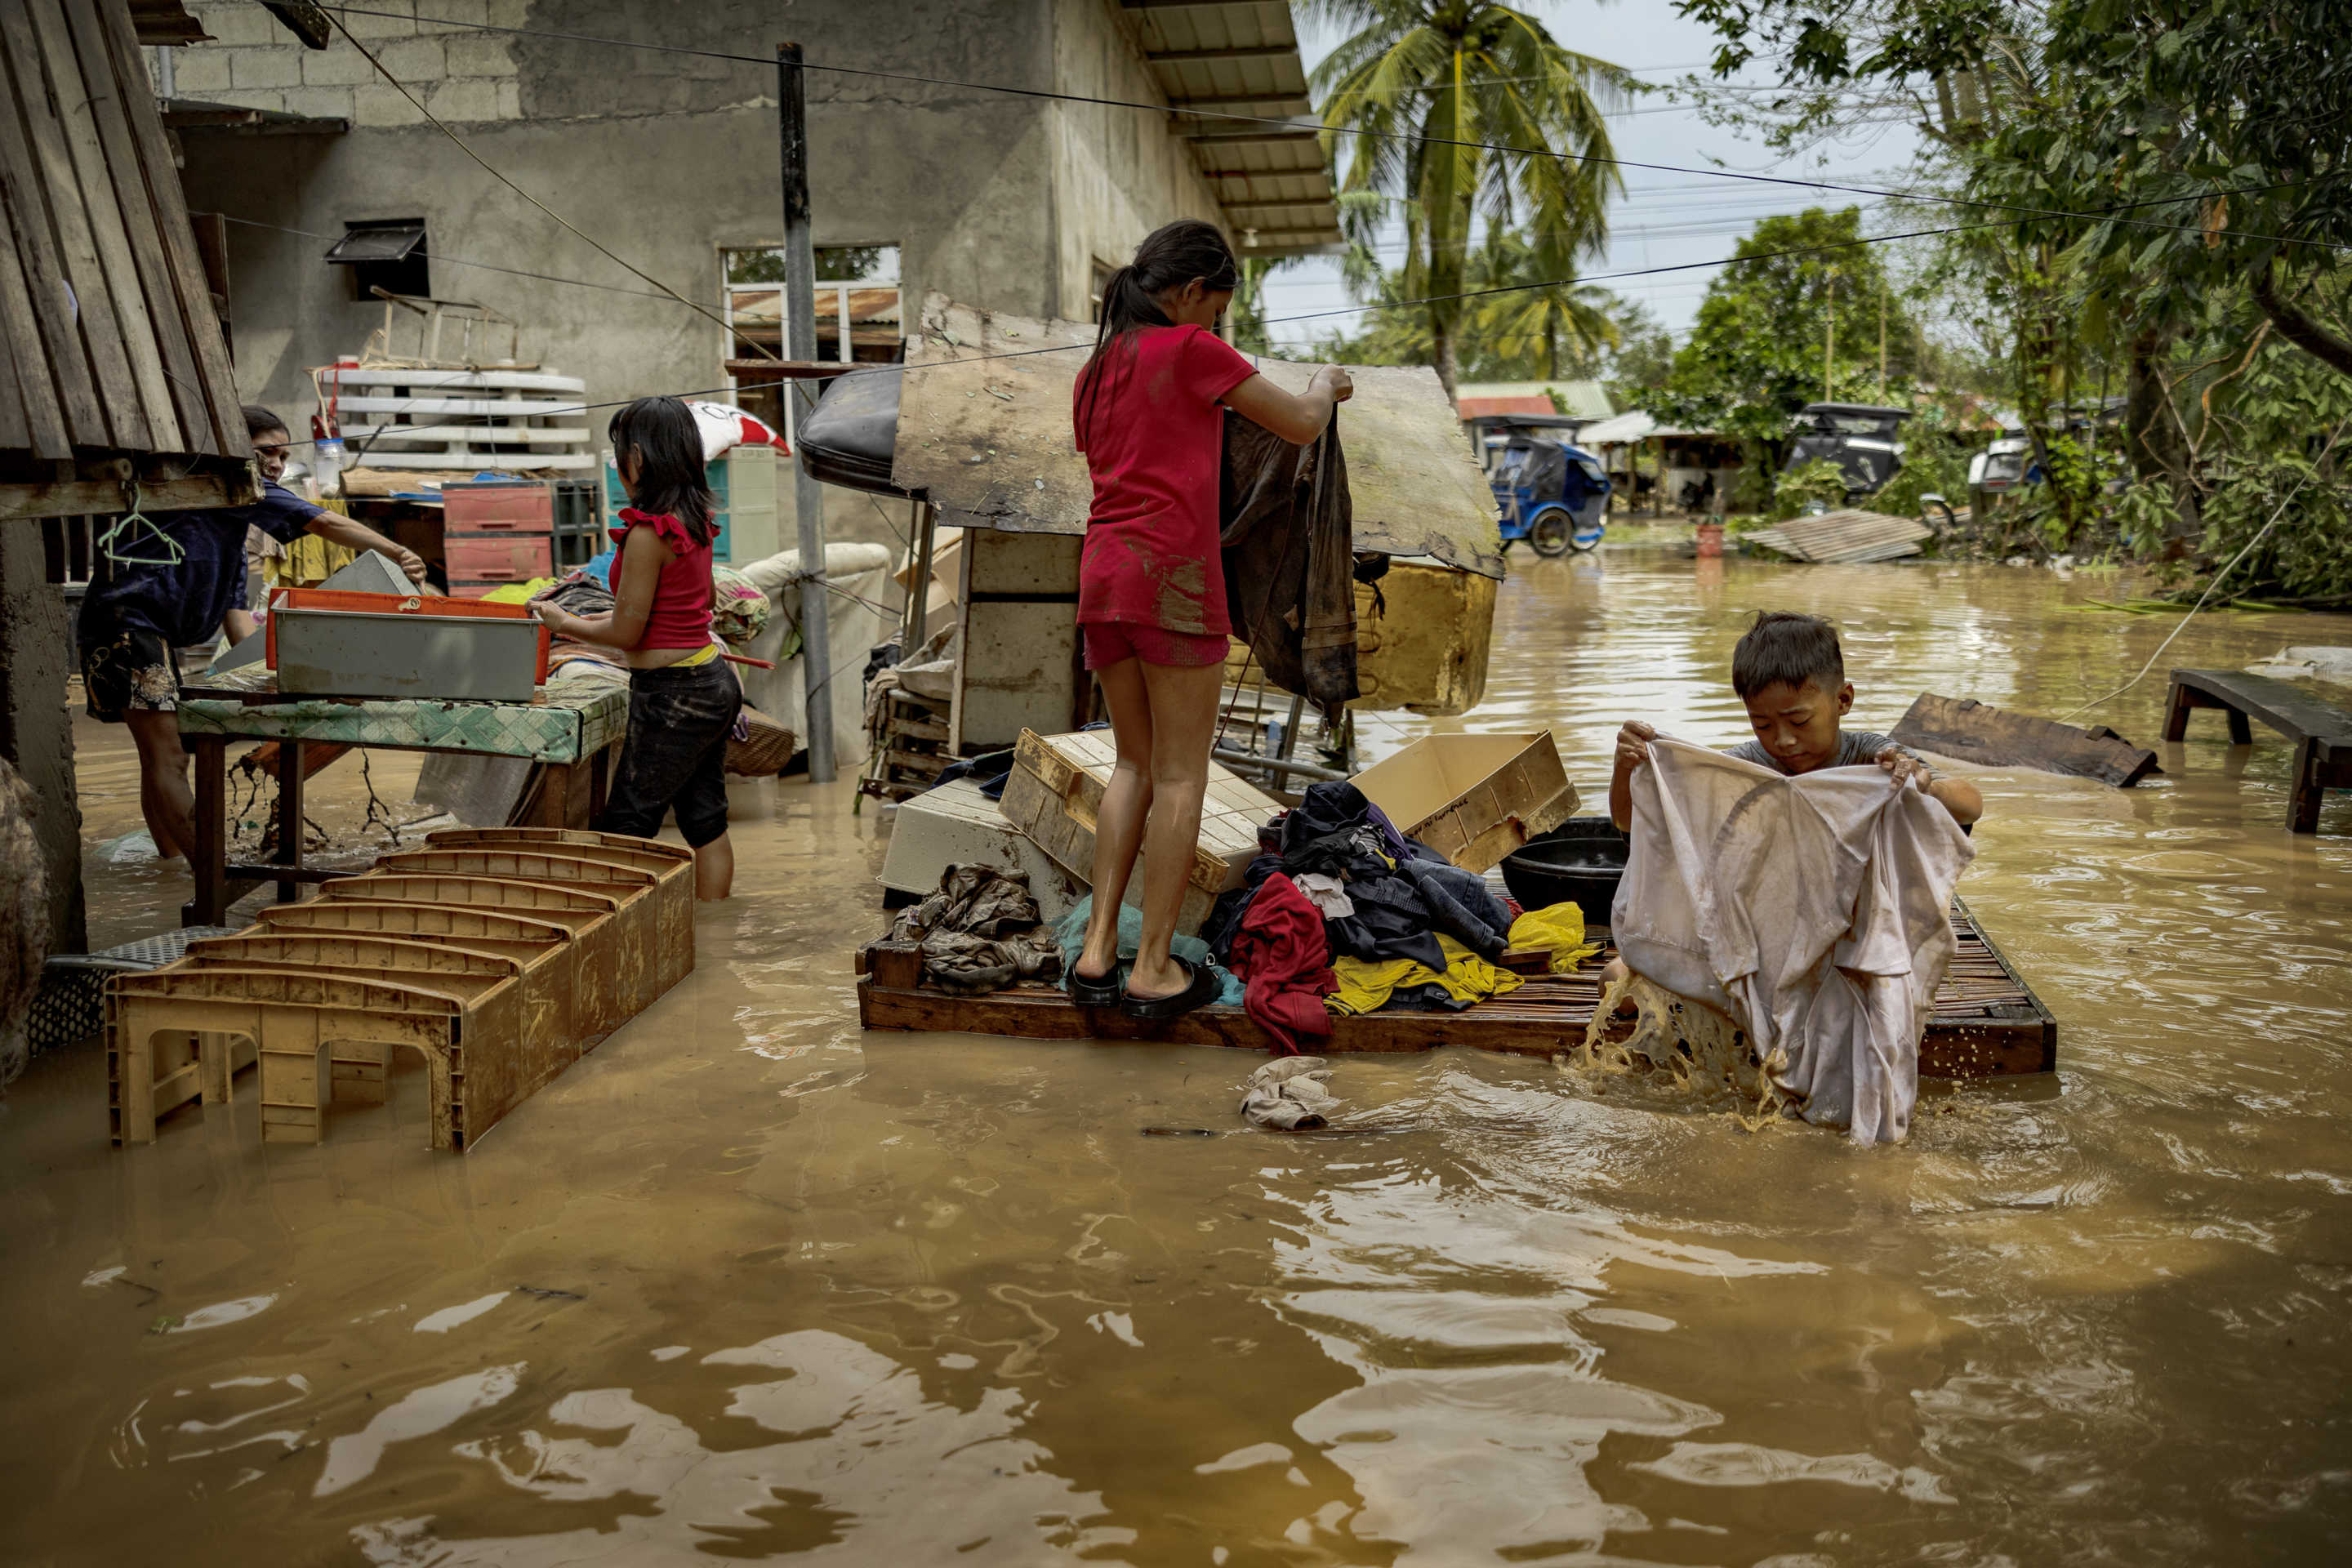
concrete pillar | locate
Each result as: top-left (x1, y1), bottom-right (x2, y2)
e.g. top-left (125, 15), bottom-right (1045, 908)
top-left (0, 523), bottom-right (87, 955)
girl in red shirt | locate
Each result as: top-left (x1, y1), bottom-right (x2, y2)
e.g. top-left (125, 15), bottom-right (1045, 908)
top-left (535, 397), bottom-right (742, 899)
top-left (1068, 220), bottom-right (1352, 1018)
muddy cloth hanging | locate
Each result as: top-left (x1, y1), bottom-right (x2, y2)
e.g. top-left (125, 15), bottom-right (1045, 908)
top-left (887, 864), bottom-right (1064, 994)
top-left (1223, 873), bottom-right (1338, 1056)
top-left (1221, 412), bottom-right (1359, 720)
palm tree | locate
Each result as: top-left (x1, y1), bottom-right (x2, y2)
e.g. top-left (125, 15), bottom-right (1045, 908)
top-left (1467, 229), bottom-right (1619, 378)
top-left (1309, 1), bottom-right (1631, 398)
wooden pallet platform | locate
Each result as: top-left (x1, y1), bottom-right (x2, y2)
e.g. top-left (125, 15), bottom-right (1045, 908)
top-left (858, 900), bottom-right (2057, 1080)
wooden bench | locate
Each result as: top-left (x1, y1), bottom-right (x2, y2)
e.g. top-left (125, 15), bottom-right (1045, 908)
top-left (2163, 669), bottom-right (2352, 831)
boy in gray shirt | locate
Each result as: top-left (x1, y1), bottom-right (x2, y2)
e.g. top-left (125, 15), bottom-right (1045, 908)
top-left (1610, 610), bottom-right (1983, 830)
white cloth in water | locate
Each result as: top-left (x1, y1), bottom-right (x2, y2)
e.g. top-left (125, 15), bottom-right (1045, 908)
top-left (1241, 1055), bottom-right (1337, 1130)
top-left (1612, 737), bottom-right (1974, 1143)
top-left (1292, 873), bottom-right (1356, 920)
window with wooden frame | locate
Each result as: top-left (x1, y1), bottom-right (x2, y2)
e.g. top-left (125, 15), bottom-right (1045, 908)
top-left (722, 245), bottom-right (902, 435)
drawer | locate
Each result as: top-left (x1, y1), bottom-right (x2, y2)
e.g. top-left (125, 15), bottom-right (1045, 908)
top-left (444, 483), bottom-right (553, 531)
top-left (444, 535), bottom-right (552, 581)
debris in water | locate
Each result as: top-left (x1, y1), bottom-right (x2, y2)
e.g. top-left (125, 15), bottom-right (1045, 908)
top-left (1241, 1056), bottom-right (1337, 1131)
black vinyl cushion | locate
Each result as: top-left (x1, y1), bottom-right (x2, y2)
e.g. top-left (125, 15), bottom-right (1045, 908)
top-left (795, 368), bottom-right (910, 497)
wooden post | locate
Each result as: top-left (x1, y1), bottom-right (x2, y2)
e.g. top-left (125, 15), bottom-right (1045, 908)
top-left (0, 520), bottom-right (85, 952)
top-left (777, 42), bottom-right (836, 782)
top-left (186, 735), bottom-right (229, 927)
top-left (901, 500), bottom-right (936, 651)
top-left (273, 738), bottom-right (305, 904)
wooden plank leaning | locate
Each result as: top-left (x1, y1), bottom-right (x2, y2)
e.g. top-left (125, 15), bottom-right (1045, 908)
top-left (0, 0), bottom-right (145, 448)
top-left (0, 4), bottom-right (101, 451)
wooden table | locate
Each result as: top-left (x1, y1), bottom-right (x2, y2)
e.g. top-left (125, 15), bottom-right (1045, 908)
top-left (173, 670), bottom-right (629, 926)
top-left (2163, 668), bottom-right (2352, 832)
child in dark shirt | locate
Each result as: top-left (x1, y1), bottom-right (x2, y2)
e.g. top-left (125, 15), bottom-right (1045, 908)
top-left (77, 403), bottom-right (423, 861)
top-left (1608, 609), bottom-right (1984, 828)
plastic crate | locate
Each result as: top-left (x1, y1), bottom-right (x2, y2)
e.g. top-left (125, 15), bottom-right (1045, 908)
top-left (604, 457), bottom-right (733, 562)
top-left (443, 480), bottom-right (553, 533)
top-left (550, 478), bottom-right (603, 568)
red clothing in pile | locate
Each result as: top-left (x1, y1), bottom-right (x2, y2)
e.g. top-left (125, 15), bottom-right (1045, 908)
top-left (1224, 872), bottom-right (1337, 1056)
top-left (610, 507), bottom-right (715, 650)
top-left (1071, 323), bottom-right (1258, 637)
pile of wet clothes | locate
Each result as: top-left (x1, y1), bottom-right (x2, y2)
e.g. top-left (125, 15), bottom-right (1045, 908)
top-left (1201, 781), bottom-right (1546, 1052)
top-left (888, 864), bottom-right (1064, 994)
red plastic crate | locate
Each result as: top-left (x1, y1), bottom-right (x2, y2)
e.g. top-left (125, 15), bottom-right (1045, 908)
top-left (445, 535), bottom-right (553, 581)
top-left (444, 483), bottom-right (553, 534)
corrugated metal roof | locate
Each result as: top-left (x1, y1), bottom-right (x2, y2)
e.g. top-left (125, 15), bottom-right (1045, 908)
top-left (1119, 2), bottom-right (1342, 258)
top-left (1455, 381), bottom-right (1615, 419)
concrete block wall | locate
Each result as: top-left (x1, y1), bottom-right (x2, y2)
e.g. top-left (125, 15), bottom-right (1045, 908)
top-left (174, 0), bottom-right (526, 125)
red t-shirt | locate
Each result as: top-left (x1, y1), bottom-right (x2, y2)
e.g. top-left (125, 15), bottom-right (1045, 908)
top-left (1071, 323), bottom-right (1258, 635)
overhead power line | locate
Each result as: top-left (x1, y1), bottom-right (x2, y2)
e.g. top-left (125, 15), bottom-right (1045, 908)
top-left (314, 5), bottom-right (2349, 256)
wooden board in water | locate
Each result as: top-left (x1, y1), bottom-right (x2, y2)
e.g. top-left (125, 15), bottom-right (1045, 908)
top-left (858, 900), bottom-right (2057, 1080)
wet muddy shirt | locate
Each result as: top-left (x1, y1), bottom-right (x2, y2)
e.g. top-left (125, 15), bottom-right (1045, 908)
top-left (1072, 323), bottom-right (1257, 635)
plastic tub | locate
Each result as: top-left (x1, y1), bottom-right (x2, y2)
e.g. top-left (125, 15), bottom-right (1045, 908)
top-left (1499, 816), bottom-right (1629, 924)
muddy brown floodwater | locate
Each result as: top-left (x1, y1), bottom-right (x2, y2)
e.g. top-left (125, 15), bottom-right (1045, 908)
top-left (5, 551), bottom-right (2350, 1566)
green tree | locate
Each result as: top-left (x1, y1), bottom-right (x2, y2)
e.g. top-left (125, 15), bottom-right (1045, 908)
top-left (1658, 207), bottom-right (1919, 479)
top-left (1459, 227), bottom-right (1619, 379)
top-left (1309, 1), bottom-right (1633, 397)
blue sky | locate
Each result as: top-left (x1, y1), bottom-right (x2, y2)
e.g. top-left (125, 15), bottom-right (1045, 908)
top-left (1258, 0), bottom-right (1928, 357)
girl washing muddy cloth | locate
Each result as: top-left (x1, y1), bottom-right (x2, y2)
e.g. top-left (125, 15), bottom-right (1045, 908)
top-left (533, 397), bottom-right (741, 900)
top-left (1066, 219), bottom-right (1353, 1018)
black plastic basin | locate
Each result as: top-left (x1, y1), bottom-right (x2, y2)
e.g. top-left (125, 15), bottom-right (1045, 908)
top-left (1501, 817), bottom-right (1629, 925)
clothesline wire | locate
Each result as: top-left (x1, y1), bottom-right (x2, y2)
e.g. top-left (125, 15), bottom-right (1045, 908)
top-left (2052, 416), bottom-right (2352, 724)
top-left (253, 206), bottom-right (2134, 460)
top-left (314, 5), bottom-right (2347, 255)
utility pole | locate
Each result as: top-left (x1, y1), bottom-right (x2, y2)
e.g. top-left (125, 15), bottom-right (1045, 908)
top-left (777, 42), bottom-right (835, 783)
top-left (1878, 282), bottom-right (1889, 404)
top-left (1823, 272), bottom-right (1837, 403)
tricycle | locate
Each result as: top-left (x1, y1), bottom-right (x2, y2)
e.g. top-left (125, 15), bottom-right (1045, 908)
top-left (1486, 429), bottom-right (1612, 556)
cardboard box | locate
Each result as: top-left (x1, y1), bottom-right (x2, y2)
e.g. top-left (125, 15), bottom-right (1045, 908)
top-left (1000, 728), bottom-right (1281, 934)
top-left (1352, 731), bottom-right (1579, 875)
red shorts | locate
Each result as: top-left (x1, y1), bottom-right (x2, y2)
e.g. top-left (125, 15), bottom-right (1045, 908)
top-left (1081, 621), bottom-right (1230, 670)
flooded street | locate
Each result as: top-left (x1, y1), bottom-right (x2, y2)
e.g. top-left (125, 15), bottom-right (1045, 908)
top-left (5, 550), bottom-right (2350, 1565)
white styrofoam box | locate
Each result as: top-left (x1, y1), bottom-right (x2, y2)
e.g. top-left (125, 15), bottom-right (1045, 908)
top-left (964, 526), bottom-right (1080, 595)
top-left (720, 444), bottom-right (781, 563)
top-left (953, 598), bottom-right (1080, 751)
top-left (879, 777), bottom-right (1086, 924)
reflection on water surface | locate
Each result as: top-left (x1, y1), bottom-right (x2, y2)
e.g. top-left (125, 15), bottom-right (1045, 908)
top-left (4, 554), bottom-right (2350, 1564)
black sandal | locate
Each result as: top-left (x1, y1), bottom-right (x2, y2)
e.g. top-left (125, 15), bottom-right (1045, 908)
top-left (1120, 957), bottom-right (1221, 1021)
top-left (1068, 964), bottom-right (1123, 1007)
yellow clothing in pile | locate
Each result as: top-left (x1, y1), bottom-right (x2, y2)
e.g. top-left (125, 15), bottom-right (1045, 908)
top-left (1327, 936), bottom-right (1521, 1016)
top-left (1508, 901), bottom-right (1602, 973)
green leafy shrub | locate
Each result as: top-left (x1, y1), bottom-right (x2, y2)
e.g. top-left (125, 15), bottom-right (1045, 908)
top-left (2197, 457), bottom-right (2352, 603)
top-left (1773, 458), bottom-right (1851, 519)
